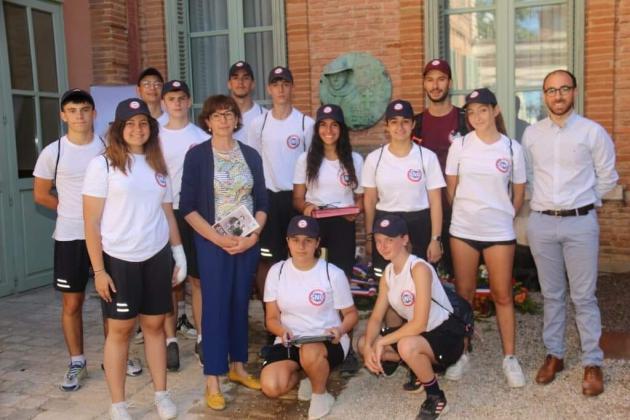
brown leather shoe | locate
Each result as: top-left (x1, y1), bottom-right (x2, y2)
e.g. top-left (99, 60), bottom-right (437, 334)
top-left (535, 354), bottom-right (564, 384)
top-left (582, 366), bottom-right (604, 396)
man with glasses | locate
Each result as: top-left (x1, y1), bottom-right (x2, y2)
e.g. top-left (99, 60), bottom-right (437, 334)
top-left (136, 67), bottom-right (169, 125)
top-left (523, 69), bottom-right (618, 396)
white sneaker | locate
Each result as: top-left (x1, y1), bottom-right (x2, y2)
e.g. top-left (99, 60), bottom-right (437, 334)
top-left (502, 355), bottom-right (526, 388)
top-left (133, 328), bottom-right (144, 344)
top-left (126, 358), bottom-right (143, 377)
top-left (308, 392), bottom-right (335, 420)
top-left (298, 378), bottom-right (312, 401)
top-left (444, 353), bottom-right (470, 381)
top-left (154, 391), bottom-right (177, 419)
top-left (109, 403), bottom-right (132, 420)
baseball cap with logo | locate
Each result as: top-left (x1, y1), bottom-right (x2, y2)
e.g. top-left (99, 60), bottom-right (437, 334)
top-left (229, 61), bottom-right (254, 79)
top-left (464, 88), bottom-right (497, 108)
top-left (161, 80), bottom-right (191, 98)
top-left (115, 98), bottom-right (152, 122)
top-left (287, 215), bottom-right (320, 238)
top-left (385, 99), bottom-right (414, 120)
top-left (316, 104), bottom-right (345, 125)
top-left (423, 59), bottom-right (452, 79)
top-left (60, 89), bottom-right (95, 110)
top-left (373, 214), bottom-right (408, 237)
top-left (268, 66), bottom-right (293, 84)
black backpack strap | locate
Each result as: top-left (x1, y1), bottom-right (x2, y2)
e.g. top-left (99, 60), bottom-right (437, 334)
top-left (374, 145), bottom-right (386, 178)
top-left (277, 261), bottom-right (286, 281)
top-left (260, 111), bottom-right (269, 141)
top-left (325, 261), bottom-right (331, 285)
top-left (411, 112), bottom-right (423, 144)
top-left (302, 112), bottom-right (307, 152)
top-left (53, 138), bottom-right (61, 184)
top-left (103, 154), bottom-right (110, 173)
top-left (456, 107), bottom-right (469, 136)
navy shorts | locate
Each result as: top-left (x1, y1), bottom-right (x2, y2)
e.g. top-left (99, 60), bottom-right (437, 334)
top-left (381, 315), bottom-right (465, 371)
top-left (101, 245), bottom-right (173, 320)
top-left (54, 240), bottom-right (91, 293)
top-left (451, 235), bottom-right (516, 252)
top-left (261, 342), bottom-right (345, 371)
top-left (174, 209), bottom-right (199, 278)
top-left (259, 190), bottom-right (297, 262)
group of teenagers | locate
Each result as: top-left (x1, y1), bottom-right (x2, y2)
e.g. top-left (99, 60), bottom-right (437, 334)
top-left (33, 56), bottom-right (619, 420)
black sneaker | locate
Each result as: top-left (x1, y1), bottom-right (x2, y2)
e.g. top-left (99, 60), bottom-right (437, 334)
top-left (176, 314), bottom-right (197, 339)
top-left (166, 342), bottom-right (180, 372)
top-left (382, 361), bottom-right (400, 377)
top-left (339, 348), bottom-right (360, 375)
top-left (416, 391), bottom-right (448, 420)
top-left (403, 369), bottom-right (423, 392)
top-left (195, 340), bottom-right (204, 367)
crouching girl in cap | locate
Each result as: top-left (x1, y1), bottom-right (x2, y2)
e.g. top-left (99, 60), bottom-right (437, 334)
top-left (358, 214), bottom-right (465, 420)
top-left (83, 98), bottom-right (185, 419)
top-left (260, 215), bottom-right (358, 420)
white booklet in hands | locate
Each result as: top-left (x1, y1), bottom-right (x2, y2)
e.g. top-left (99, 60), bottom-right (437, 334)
top-left (212, 204), bottom-right (260, 237)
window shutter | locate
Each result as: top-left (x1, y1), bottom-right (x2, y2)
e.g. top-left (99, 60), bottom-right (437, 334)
top-left (165, 0), bottom-right (190, 82)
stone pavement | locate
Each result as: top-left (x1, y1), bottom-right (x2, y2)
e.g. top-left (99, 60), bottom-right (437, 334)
top-left (0, 284), bottom-right (328, 419)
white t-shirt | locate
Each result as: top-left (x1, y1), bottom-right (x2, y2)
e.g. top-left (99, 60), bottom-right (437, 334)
top-left (33, 135), bottom-right (106, 241)
top-left (82, 154), bottom-right (173, 262)
top-left (160, 123), bottom-right (209, 209)
top-left (362, 144), bottom-right (445, 211)
top-left (264, 258), bottom-right (355, 355)
top-left (246, 108), bottom-right (315, 192)
top-left (157, 112), bottom-right (169, 126)
top-left (385, 255), bottom-right (451, 332)
top-left (233, 102), bottom-right (265, 144)
top-left (445, 132), bottom-right (526, 241)
top-left (293, 152), bottom-right (364, 207)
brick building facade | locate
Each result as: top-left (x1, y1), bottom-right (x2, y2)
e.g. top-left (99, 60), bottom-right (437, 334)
top-left (69, 0), bottom-right (629, 270)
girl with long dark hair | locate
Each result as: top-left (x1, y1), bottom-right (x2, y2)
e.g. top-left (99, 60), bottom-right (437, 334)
top-left (292, 104), bottom-right (363, 278)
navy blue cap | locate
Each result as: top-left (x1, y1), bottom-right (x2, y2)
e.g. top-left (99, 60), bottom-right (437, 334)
top-left (385, 99), bottom-right (414, 120)
top-left (229, 61), bottom-right (254, 79)
top-left (268, 66), bottom-right (293, 84)
top-left (161, 80), bottom-right (190, 98)
top-left (464, 88), bottom-right (497, 108)
top-left (316, 104), bottom-right (345, 125)
top-left (115, 98), bottom-right (151, 122)
top-left (287, 215), bottom-right (320, 238)
top-left (137, 67), bottom-right (164, 85)
top-left (373, 214), bottom-right (408, 237)
top-left (60, 89), bottom-right (95, 110)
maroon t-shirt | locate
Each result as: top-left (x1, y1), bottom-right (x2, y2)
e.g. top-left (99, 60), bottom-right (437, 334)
top-left (411, 107), bottom-right (462, 173)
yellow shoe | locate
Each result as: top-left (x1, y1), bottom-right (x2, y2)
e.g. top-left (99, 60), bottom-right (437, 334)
top-left (206, 392), bottom-right (226, 411)
top-left (228, 370), bottom-right (261, 390)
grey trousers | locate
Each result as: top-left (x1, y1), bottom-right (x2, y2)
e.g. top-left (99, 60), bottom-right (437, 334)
top-left (527, 210), bottom-right (603, 366)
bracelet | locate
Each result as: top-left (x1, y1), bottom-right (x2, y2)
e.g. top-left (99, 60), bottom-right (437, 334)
top-left (93, 268), bottom-right (105, 273)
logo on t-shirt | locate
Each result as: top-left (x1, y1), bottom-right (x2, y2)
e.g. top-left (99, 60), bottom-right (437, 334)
top-left (286, 135), bottom-right (301, 149)
top-left (407, 168), bottom-right (422, 183)
top-left (308, 289), bottom-right (326, 306)
top-left (339, 171), bottom-right (351, 187)
top-left (401, 290), bottom-right (415, 306)
top-left (495, 158), bottom-right (511, 173)
top-left (155, 173), bottom-right (167, 187)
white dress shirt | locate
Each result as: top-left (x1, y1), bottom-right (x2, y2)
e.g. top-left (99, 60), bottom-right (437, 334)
top-left (522, 111), bottom-right (618, 211)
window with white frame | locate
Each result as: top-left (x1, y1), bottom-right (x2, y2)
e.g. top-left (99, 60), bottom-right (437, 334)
top-left (426, 0), bottom-right (583, 141)
top-left (166, 0), bottom-right (286, 116)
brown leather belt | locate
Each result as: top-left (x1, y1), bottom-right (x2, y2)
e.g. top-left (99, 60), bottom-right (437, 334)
top-left (540, 204), bottom-right (594, 217)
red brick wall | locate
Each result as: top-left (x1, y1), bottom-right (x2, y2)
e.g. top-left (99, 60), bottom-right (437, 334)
top-left (585, 0), bottom-right (630, 268)
top-left (89, 0), bottom-right (167, 85)
top-left (286, 0), bottom-right (424, 154)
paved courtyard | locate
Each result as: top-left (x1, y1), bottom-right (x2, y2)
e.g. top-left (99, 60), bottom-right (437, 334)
top-left (1, 277), bottom-right (629, 419)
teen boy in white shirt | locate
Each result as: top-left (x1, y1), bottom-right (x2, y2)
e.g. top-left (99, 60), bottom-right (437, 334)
top-left (137, 67), bottom-right (169, 126)
top-left (228, 61), bottom-right (265, 144)
top-left (159, 80), bottom-right (210, 370)
top-left (246, 66), bottom-right (315, 319)
top-left (33, 89), bottom-right (107, 391)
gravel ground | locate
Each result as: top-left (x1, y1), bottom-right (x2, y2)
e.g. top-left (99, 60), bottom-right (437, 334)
top-left (329, 292), bottom-right (630, 420)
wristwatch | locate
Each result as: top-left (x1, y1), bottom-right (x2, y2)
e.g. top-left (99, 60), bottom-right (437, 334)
top-left (431, 235), bottom-right (442, 242)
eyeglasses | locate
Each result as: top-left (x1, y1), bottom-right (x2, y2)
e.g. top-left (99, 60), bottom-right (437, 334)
top-left (140, 81), bottom-right (163, 89)
top-left (210, 111), bottom-right (236, 121)
top-left (544, 85), bottom-right (574, 96)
